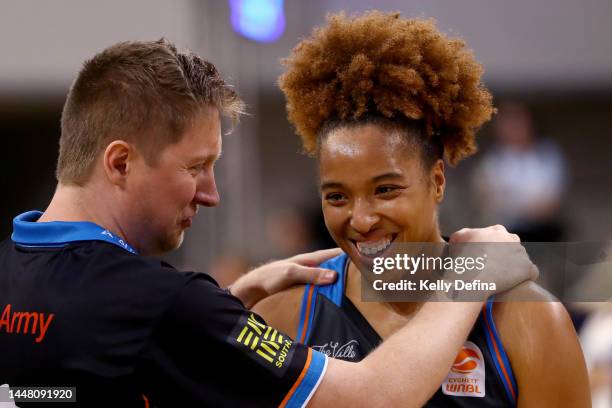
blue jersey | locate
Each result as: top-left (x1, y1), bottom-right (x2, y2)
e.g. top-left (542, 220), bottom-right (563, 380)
top-left (297, 253), bottom-right (518, 407)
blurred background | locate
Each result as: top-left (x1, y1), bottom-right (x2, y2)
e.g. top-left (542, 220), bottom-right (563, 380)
top-left (1, 1), bottom-right (611, 403)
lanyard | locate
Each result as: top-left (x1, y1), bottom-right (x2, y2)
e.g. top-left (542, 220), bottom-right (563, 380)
top-left (11, 211), bottom-right (139, 255)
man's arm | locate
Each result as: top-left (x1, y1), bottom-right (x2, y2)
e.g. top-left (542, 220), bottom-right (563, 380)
top-left (308, 225), bottom-right (538, 407)
top-left (238, 225), bottom-right (537, 406)
top-left (311, 301), bottom-right (484, 407)
top-left (229, 248), bottom-right (341, 309)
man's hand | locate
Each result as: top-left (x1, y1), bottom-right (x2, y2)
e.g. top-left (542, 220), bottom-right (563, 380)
top-left (449, 224), bottom-right (520, 244)
top-left (445, 224), bottom-right (539, 299)
top-left (228, 248), bottom-right (341, 308)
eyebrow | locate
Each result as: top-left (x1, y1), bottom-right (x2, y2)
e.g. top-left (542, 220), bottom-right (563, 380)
top-left (320, 181), bottom-right (343, 190)
top-left (189, 150), bottom-right (222, 165)
top-left (320, 172), bottom-right (404, 190)
top-left (371, 172), bottom-right (404, 183)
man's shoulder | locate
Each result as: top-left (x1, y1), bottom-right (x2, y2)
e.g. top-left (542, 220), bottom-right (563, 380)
top-left (72, 241), bottom-right (217, 296)
top-left (1, 238), bottom-right (224, 324)
top-left (4, 238), bottom-right (210, 305)
top-left (64, 240), bottom-right (192, 278)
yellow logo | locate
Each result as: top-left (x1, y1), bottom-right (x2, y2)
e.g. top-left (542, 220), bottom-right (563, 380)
top-left (235, 314), bottom-right (293, 368)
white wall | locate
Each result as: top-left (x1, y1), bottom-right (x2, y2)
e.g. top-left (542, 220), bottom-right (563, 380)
top-left (0, 0), bottom-right (196, 93)
top-left (318, 0), bottom-right (612, 91)
top-left (2, 0), bottom-right (612, 94)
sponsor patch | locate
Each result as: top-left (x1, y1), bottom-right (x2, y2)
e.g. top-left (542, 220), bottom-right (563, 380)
top-left (230, 313), bottom-right (295, 376)
top-left (441, 341), bottom-right (486, 398)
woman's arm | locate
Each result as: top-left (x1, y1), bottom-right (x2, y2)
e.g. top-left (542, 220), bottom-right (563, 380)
top-left (251, 285), bottom-right (304, 339)
top-left (495, 282), bottom-right (591, 407)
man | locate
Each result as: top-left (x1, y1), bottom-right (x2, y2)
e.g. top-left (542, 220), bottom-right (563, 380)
top-left (0, 39), bottom-right (536, 407)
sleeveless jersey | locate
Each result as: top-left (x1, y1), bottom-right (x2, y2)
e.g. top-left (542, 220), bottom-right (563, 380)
top-left (297, 253), bottom-right (518, 407)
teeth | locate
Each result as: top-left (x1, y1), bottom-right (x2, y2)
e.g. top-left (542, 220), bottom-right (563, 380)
top-left (356, 237), bottom-right (392, 256)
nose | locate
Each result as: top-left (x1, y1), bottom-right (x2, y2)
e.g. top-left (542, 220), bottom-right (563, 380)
top-left (194, 170), bottom-right (220, 207)
top-left (349, 198), bottom-right (380, 234)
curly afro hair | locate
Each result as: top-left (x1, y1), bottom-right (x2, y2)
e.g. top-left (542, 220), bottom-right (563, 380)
top-left (279, 11), bottom-right (495, 165)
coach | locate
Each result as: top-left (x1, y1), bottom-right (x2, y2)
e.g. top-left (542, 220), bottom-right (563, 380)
top-left (0, 39), bottom-right (535, 407)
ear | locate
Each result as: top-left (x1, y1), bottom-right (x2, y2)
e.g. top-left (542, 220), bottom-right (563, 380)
top-left (430, 159), bottom-right (446, 203)
top-left (102, 140), bottom-right (134, 186)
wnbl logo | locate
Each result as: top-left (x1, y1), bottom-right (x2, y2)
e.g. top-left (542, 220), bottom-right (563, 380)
top-left (442, 341), bottom-right (486, 398)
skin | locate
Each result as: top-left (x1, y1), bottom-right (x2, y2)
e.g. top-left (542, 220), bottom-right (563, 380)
top-left (39, 106), bottom-right (223, 255)
top-left (38, 105), bottom-right (339, 307)
top-left (37, 103), bottom-right (537, 406)
top-left (254, 123), bottom-right (590, 407)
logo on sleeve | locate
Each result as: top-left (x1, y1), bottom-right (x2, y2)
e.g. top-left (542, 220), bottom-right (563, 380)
top-left (231, 313), bottom-right (295, 376)
top-left (441, 341), bottom-right (485, 398)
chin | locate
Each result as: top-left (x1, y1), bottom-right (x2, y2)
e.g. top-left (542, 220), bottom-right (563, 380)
top-left (174, 232), bottom-right (185, 249)
top-left (150, 232), bottom-right (184, 256)
top-left (165, 230), bottom-right (185, 251)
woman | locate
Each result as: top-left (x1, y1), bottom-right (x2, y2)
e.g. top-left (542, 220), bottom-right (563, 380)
top-left (253, 11), bottom-right (590, 407)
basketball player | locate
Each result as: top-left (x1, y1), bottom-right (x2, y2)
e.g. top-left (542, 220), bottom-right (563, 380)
top-left (254, 12), bottom-right (590, 407)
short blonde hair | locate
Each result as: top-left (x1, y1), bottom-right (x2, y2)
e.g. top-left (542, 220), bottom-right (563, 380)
top-left (57, 39), bottom-right (244, 184)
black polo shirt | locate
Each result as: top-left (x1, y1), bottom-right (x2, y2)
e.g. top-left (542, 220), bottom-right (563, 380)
top-left (0, 211), bottom-right (327, 407)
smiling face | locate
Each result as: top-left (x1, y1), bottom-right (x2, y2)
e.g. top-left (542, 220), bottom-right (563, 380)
top-left (125, 106), bottom-right (222, 255)
top-left (319, 123), bottom-right (445, 266)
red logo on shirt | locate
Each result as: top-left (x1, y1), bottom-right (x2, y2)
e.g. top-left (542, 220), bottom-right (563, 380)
top-left (0, 304), bottom-right (54, 343)
top-left (442, 341), bottom-right (486, 398)
top-left (451, 347), bottom-right (481, 374)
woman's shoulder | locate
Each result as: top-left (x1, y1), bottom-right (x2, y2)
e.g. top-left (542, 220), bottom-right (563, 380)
top-left (251, 284), bottom-right (307, 339)
top-left (495, 280), bottom-right (557, 301)
top-left (492, 281), bottom-right (573, 350)
top-left (491, 281), bottom-right (590, 406)
top-left (493, 281), bottom-right (567, 330)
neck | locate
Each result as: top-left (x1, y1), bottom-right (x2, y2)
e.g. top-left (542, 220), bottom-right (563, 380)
top-left (347, 231), bottom-right (445, 317)
top-left (429, 224), bottom-right (446, 244)
top-left (38, 182), bottom-right (130, 244)
top-left (385, 300), bottom-right (423, 316)
top-left (347, 261), bottom-right (424, 317)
